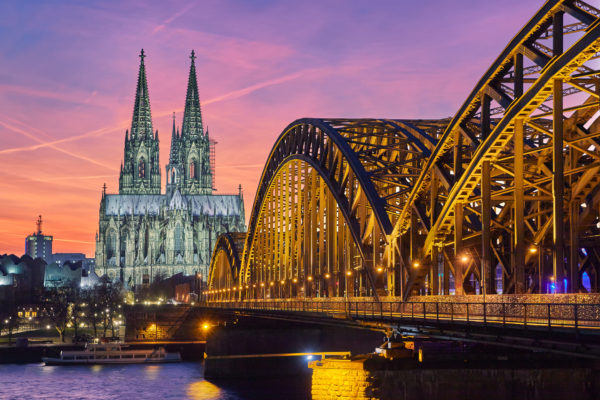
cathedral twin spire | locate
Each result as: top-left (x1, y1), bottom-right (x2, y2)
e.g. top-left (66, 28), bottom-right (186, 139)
top-left (119, 49), bottom-right (213, 196)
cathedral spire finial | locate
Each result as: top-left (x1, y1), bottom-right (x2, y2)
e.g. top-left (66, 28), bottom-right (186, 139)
top-left (181, 50), bottom-right (203, 138)
top-left (130, 49), bottom-right (153, 139)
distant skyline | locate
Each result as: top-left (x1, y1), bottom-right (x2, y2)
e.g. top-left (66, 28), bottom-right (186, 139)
top-left (0, 0), bottom-right (542, 256)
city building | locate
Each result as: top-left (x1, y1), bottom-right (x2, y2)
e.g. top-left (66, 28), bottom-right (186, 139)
top-left (0, 254), bottom-right (45, 304)
top-left (52, 253), bottom-right (95, 274)
top-left (24, 215), bottom-right (53, 263)
top-left (43, 260), bottom-right (98, 288)
top-left (94, 50), bottom-right (246, 288)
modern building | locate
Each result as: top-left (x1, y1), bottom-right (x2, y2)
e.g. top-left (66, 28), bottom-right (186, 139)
top-left (44, 260), bottom-right (99, 289)
top-left (0, 254), bottom-right (45, 304)
top-left (52, 253), bottom-right (95, 274)
top-left (94, 50), bottom-right (246, 288)
top-left (24, 215), bottom-right (53, 262)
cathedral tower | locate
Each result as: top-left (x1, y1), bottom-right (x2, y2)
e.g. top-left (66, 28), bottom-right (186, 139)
top-left (166, 50), bottom-right (213, 196)
top-left (119, 49), bottom-right (161, 194)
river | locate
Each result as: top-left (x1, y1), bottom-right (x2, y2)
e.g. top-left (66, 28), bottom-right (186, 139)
top-left (0, 362), bottom-right (310, 400)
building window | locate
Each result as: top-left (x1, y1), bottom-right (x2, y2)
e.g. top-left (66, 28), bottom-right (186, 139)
top-left (174, 224), bottom-right (184, 256)
top-left (106, 230), bottom-right (117, 263)
top-left (189, 160), bottom-right (197, 179)
top-left (138, 159), bottom-right (146, 178)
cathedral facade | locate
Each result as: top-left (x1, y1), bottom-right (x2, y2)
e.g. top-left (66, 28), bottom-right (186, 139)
top-left (95, 50), bottom-right (246, 287)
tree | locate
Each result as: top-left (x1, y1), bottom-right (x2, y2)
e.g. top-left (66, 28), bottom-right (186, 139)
top-left (85, 276), bottom-right (124, 338)
top-left (70, 296), bottom-right (86, 338)
top-left (83, 290), bottom-right (102, 338)
top-left (44, 285), bottom-right (79, 342)
top-left (0, 304), bottom-right (19, 345)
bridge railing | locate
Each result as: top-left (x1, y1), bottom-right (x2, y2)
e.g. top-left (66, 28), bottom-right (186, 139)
top-left (205, 299), bottom-right (600, 332)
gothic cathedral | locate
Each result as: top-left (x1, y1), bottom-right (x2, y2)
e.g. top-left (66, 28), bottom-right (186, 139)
top-left (95, 50), bottom-right (246, 288)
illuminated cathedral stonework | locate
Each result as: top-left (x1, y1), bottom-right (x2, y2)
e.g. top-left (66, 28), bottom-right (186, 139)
top-left (95, 50), bottom-right (245, 287)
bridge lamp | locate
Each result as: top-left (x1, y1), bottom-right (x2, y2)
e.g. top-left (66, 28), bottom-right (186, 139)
top-left (253, 284), bottom-right (257, 288)
top-left (270, 281), bottom-right (275, 286)
top-left (412, 261), bottom-right (420, 268)
top-left (460, 255), bottom-right (469, 264)
top-left (528, 246), bottom-right (538, 254)
top-left (202, 323), bottom-right (210, 331)
top-left (233, 287), bottom-right (237, 291)
top-left (260, 282), bottom-right (265, 287)
top-left (280, 280), bottom-right (285, 285)
top-left (245, 285), bottom-right (249, 289)
top-left (376, 267), bottom-right (384, 274)
top-left (346, 271), bottom-right (352, 276)
top-left (324, 273), bottom-right (331, 279)
top-left (293, 278), bottom-right (298, 283)
top-left (307, 276), bottom-right (314, 282)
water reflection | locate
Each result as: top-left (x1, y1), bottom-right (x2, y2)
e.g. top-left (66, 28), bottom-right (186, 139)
top-left (91, 364), bottom-right (103, 373)
top-left (187, 381), bottom-right (223, 400)
top-left (145, 364), bottom-right (160, 380)
top-left (0, 362), bottom-right (309, 400)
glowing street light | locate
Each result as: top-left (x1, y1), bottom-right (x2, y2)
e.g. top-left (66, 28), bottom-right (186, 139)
top-left (376, 267), bottom-right (384, 273)
top-left (292, 278), bottom-right (298, 283)
top-left (324, 273), bottom-right (331, 279)
top-left (412, 261), bottom-right (420, 268)
top-left (460, 254), bottom-right (469, 263)
top-left (307, 276), bottom-right (313, 282)
top-left (528, 246), bottom-right (538, 254)
top-left (346, 271), bottom-right (352, 276)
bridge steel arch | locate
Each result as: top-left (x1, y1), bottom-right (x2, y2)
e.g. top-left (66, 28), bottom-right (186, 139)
top-left (207, 232), bottom-right (246, 300)
top-left (206, 0), bottom-right (600, 302)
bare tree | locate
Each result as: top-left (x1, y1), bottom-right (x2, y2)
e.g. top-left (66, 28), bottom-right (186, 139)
top-left (44, 284), bottom-right (79, 342)
top-left (0, 301), bottom-right (19, 345)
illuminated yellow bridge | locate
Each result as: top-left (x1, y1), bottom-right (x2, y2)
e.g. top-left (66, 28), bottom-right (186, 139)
top-left (203, 1), bottom-right (600, 345)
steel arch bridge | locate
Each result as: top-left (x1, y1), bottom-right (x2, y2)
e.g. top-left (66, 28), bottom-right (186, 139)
top-left (208, 0), bottom-right (600, 302)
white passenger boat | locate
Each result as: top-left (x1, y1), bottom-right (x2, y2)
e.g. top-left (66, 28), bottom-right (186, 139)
top-left (42, 343), bottom-right (182, 365)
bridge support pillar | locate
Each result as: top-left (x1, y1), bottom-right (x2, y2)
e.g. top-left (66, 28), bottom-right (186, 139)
top-left (514, 118), bottom-right (525, 293)
top-left (569, 202), bottom-right (579, 293)
top-left (454, 203), bottom-right (464, 295)
top-left (553, 78), bottom-right (565, 293)
top-left (482, 160), bottom-right (493, 294)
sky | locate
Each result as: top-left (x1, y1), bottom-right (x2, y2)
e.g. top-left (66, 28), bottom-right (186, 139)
top-left (0, 0), bottom-right (546, 257)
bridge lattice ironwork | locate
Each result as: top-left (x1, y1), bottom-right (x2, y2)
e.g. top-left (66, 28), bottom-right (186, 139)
top-left (207, 0), bottom-right (600, 303)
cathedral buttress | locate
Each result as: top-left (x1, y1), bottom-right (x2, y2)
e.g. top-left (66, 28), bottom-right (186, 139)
top-left (119, 49), bottom-right (161, 195)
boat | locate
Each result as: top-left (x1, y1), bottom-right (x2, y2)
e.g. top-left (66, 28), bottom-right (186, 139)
top-left (42, 343), bottom-right (182, 365)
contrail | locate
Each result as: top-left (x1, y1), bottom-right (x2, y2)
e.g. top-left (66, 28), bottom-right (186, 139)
top-left (0, 68), bottom-right (317, 156)
top-left (0, 119), bottom-right (116, 170)
top-left (153, 2), bottom-right (196, 33)
top-left (203, 69), bottom-right (313, 105)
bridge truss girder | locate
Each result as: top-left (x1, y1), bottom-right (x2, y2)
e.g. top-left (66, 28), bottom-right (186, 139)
top-left (206, 0), bottom-right (600, 302)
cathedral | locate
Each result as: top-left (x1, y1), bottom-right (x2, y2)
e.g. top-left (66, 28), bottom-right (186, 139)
top-left (95, 50), bottom-right (246, 288)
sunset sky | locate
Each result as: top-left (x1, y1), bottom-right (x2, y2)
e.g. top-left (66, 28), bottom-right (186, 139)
top-left (0, 0), bottom-right (543, 257)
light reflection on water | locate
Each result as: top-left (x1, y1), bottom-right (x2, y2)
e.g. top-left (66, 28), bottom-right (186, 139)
top-left (0, 362), bottom-right (308, 400)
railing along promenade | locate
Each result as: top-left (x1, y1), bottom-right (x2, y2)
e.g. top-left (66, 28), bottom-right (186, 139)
top-left (205, 294), bottom-right (600, 334)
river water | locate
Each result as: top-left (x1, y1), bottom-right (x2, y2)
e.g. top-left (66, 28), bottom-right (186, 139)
top-left (0, 362), bottom-right (310, 400)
